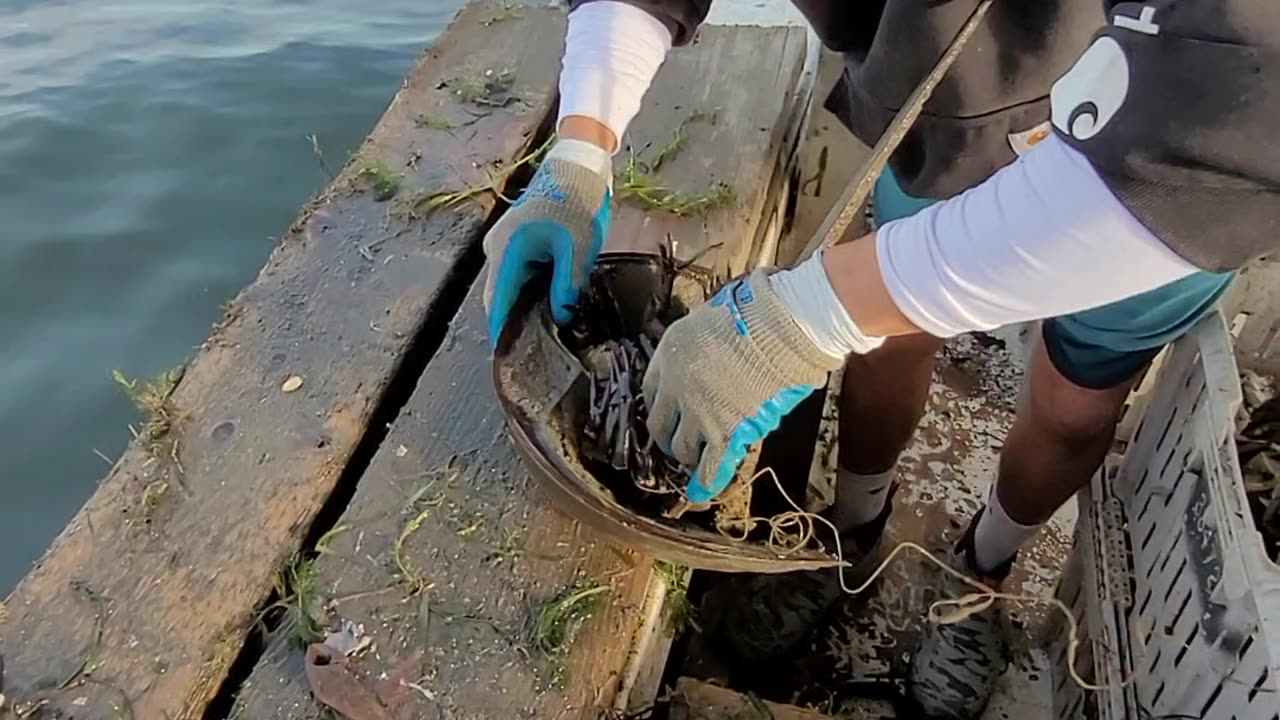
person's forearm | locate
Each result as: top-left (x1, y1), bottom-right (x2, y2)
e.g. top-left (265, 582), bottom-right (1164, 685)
top-left (557, 1), bottom-right (672, 152)
top-left (774, 135), bottom-right (1202, 355)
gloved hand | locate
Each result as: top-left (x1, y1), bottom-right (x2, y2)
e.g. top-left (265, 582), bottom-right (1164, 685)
top-left (483, 139), bottom-right (613, 344)
top-left (642, 269), bottom-right (845, 503)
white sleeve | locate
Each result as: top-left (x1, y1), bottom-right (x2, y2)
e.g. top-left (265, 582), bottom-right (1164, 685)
top-left (558, 1), bottom-right (672, 149)
top-left (875, 134), bottom-right (1199, 338)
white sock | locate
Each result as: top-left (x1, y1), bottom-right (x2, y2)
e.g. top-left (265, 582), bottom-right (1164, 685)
top-left (972, 483), bottom-right (1042, 574)
top-left (834, 467), bottom-right (894, 531)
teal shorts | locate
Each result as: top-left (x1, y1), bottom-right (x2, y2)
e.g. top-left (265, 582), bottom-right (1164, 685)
top-left (874, 170), bottom-right (1233, 390)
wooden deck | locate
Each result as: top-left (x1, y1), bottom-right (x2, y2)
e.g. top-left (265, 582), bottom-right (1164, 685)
top-left (0, 4), bottom-right (808, 719)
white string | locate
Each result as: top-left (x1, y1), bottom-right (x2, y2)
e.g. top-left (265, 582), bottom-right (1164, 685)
top-left (726, 467), bottom-right (1128, 693)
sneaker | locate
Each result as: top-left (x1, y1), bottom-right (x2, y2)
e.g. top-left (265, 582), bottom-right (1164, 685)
top-left (715, 485), bottom-right (897, 661)
top-left (907, 509), bottom-right (1014, 719)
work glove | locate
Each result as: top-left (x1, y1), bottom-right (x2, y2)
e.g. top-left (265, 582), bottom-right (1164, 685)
top-left (483, 139), bottom-right (613, 344)
top-left (642, 269), bottom-right (844, 503)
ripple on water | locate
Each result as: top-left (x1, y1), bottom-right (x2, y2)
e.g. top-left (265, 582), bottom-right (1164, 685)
top-left (0, 0), bottom-right (463, 590)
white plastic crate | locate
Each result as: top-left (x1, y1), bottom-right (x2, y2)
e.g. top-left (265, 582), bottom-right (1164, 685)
top-left (1050, 471), bottom-right (1139, 720)
top-left (1054, 312), bottom-right (1280, 720)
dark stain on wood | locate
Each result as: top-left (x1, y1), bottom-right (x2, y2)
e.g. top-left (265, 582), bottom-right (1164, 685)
top-left (669, 677), bottom-right (839, 720)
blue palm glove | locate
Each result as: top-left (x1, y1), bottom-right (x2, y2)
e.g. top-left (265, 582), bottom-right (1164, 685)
top-left (483, 139), bottom-right (613, 344)
top-left (642, 270), bottom-right (844, 503)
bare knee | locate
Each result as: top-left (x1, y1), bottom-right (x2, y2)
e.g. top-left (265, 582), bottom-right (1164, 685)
top-left (1023, 341), bottom-right (1131, 449)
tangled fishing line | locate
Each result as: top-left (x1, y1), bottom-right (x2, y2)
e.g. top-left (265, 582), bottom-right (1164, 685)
top-left (720, 466), bottom-right (1131, 694)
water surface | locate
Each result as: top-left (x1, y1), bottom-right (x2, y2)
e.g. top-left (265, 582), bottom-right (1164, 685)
top-left (0, 0), bottom-right (464, 590)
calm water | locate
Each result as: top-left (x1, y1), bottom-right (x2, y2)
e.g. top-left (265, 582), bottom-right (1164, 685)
top-left (0, 0), bottom-right (464, 590)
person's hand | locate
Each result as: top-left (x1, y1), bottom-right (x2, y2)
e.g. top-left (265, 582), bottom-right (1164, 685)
top-left (483, 139), bottom-right (613, 344)
top-left (642, 270), bottom-right (843, 502)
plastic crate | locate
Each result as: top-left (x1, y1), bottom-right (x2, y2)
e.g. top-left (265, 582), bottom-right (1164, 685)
top-left (1050, 470), bottom-right (1139, 720)
top-left (1054, 312), bottom-right (1280, 719)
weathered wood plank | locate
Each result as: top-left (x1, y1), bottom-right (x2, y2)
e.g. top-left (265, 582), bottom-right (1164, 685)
top-left (232, 23), bottom-right (810, 720)
top-left (778, 50), bottom-right (870, 266)
top-left (605, 25), bottom-right (806, 277)
top-left (669, 678), bottom-right (835, 720)
top-left (0, 3), bottom-right (562, 717)
top-left (232, 287), bottom-right (657, 720)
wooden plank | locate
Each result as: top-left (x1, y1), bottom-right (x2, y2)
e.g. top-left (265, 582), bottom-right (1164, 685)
top-left (604, 25), bottom-right (806, 277)
top-left (0, 4), bottom-right (562, 718)
top-left (232, 24), bottom-right (809, 720)
top-left (778, 50), bottom-right (870, 266)
top-left (618, 567), bottom-right (687, 716)
top-left (669, 678), bottom-right (835, 720)
top-left (232, 286), bottom-right (657, 720)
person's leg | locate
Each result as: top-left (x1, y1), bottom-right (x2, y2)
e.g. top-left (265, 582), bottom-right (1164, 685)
top-left (911, 269), bottom-right (1233, 720)
top-left (999, 338), bottom-right (1136, 519)
top-left (719, 333), bottom-right (940, 662)
top-left (831, 169), bottom-right (946, 530)
top-left (970, 268), bottom-right (1235, 575)
top-left (968, 334), bottom-right (1136, 573)
top-left (909, 333), bottom-right (1160, 719)
top-left (834, 332), bottom-right (942, 529)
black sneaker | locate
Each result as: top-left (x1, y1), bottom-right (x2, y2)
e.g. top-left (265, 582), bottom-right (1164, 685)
top-left (715, 485), bottom-right (897, 661)
top-left (906, 509), bottom-right (1014, 719)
